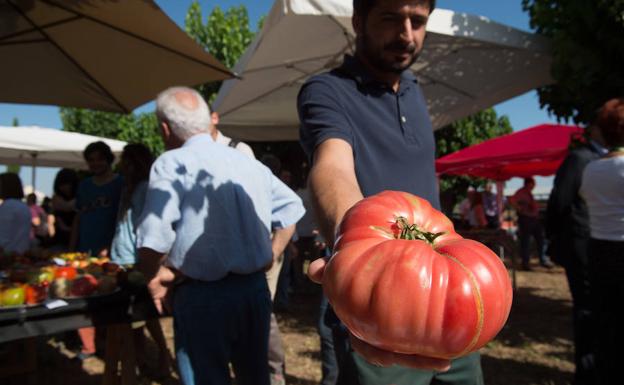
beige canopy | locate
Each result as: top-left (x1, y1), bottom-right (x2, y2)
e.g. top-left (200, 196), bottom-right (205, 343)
top-left (0, 0), bottom-right (232, 113)
top-left (213, 0), bottom-right (553, 141)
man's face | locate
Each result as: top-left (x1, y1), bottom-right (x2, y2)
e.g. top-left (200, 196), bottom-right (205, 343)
top-left (85, 151), bottom-right (111, 176)
top-left (355, 0), bottom-right (430, 74)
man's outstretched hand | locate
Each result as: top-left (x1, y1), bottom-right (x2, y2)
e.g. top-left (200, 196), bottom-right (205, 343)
top-left (307, 256), bottom-right (451, 371)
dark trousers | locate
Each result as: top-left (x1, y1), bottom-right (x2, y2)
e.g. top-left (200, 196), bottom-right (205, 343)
top-left (518, 215), bottom-right (546, 266)
top-left (557, 236), bottom-right (595, 385)
top-left (319, 294), bottom-right (339, 385)
top-left (173, 272), bottom-right (271, 385)
top-left (326, 305), bottom-right (484, 385)
top-left (588, 239), bottom-right (624, 385)
top-left (294, 236), bottom-right (318, 292)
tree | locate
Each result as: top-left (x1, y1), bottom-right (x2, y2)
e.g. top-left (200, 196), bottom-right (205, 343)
top-left (7, 117), bottom-right (21, 174)
top-left (60, 108), bottom-right (163, 155)
top-left (522, 0), bottom-right (624, 124)
top-left (185, 1), bottom-right (259, 103)
top-left (435, 108), bottom-right (513, 215)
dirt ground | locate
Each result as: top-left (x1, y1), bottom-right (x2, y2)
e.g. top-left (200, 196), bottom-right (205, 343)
top-left (3, 263), bottom-right (575, 385)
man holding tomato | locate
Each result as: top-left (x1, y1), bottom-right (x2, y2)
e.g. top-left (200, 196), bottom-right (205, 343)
top-left (298, 0), bottom-right (484, 384)
top-left (136, 86), bottom-right (304, 385)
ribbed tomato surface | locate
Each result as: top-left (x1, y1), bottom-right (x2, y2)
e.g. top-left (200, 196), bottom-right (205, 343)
top-left (324, 191), bottom-right (513, 359)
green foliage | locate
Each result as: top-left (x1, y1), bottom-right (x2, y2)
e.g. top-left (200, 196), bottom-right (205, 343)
top-left (435, 108), bottom-right (513, 214)
top-left (185, 1), bottom-right (258, 102)
top-left (60, 108), bottom-right (163, 155)
top-left (522, 0), bottom-right (624, 124)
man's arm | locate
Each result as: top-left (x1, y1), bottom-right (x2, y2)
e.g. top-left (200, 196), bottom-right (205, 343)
top-left (269, 224), bottom-right (296, 270)
top-left (308, 138), bottom-right (363, 247)
top-left (306, 138), bottom-right (363, 284)
top-left (137, 247), bottom-right (174, 314)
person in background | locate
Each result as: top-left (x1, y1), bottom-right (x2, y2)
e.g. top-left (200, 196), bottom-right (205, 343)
top-left (546, 123), bottom-right (607, 385)
top-left (0, 173), bottom-right (31, 255)
top-left (136, 86), bottom-right (304, 385)
top-left (110, 143), bottom-right (172, 379)
top-left (209, 108), bottom-right (255, 158)
top-left (458, 187), bottom-right (476, 229)
top-left (70, 141), bottom-right (124, 360)
top-left (482, 182), bottom-right (501, 229)
top-left (579, 97), bottom-right (624, 385)
top-left (298, 0), bottom-right (480, 383)
top-left (510, 177), bottom-right (553, 270)
top-left (41, 197), bottom-right (56, 245)
top-left (213, 120), bottom-right (289, 385)
top-left (26, 192), bottom-right (48, 246)
top-left (468, 191), bottom-right (488, 229)
top-left (51, 168), bottom-right (79, 251)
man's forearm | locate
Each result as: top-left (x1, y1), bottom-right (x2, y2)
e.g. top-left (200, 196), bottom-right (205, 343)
top-left (309, 163), bottom-right (362, 246)
top-left (272, 224), bottom-right (296, 259)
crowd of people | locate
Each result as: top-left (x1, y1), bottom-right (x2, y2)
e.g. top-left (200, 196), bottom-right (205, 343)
top-left (0, 1), bottom-right (622, 385)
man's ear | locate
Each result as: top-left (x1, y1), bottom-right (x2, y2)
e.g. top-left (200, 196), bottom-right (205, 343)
top-left (211, 111), bottom-right (220, 126)
top-left (352, 13), bottom-right (362, 36)
top-left (160, 121), bottom-right (171, 141)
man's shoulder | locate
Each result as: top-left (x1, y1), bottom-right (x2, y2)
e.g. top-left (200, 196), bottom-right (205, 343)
top-left (301, 67), bottom-right (353, 93)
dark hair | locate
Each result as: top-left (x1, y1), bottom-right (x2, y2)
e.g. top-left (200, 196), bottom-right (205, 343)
top-left (26, 193), bottom-right (37, 204)
top-left (0, 172), bottom-right (24, 200)
top-left (523, 177), bottom-right (535, 186)
top-left (42, 197), bottom-right (52, 214)
top-left (596, 98), bottom-right (624, 148)
top-left (53, 168), bottom-right (79, 200)
top-left (119, 143), bottom-right (154, 214)
top-left (83, 141), bottom-right (115, 165)
top-left (353, 0), bottom-right (436, 19)
top-left (121, 143), bottom-right (154, 191)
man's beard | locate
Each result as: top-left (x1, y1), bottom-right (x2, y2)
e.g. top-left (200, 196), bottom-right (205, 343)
top-left (359, 31), bottom-right (420, 74)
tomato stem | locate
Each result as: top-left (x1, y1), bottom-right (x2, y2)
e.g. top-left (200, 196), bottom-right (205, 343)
top-left (395, 216), bottom-right (445, 244)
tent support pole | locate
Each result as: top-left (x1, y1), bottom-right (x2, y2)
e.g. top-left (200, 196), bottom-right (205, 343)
top-left (31, 153), bottom-right (37, 190)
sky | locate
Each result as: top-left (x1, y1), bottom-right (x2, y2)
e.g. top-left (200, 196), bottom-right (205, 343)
top-left (0, 0), bottom-right (559, 197)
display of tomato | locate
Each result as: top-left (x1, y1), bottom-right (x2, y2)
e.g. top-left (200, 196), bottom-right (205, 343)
top-left (25, 282), bottom-right (49, 304)
top-left (55, 266), bottom-right (77, 280)
top-left (1, 285), bottom-right (26, 306)
top-left (324, 191), bottom-right (513, 359)
top-left (27, 267), bottom-right (55, 285)
top-left (70, 274), bottom-right (98, 297)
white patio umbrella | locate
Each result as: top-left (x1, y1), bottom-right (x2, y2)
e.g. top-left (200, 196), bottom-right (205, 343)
top-left (0, 126), bottom-right (127, 188)
top-left (213, 0), bottom-right (553, 141)
top-left (0, 0), bottom-right (233, 113)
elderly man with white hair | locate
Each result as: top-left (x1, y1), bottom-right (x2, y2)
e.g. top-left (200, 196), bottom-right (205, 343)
top-left (136, 86), bottom-right (305, 385)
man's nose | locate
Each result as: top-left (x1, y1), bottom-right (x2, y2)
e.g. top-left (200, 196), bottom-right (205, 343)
top-left (399, 18), bottom-right (414, 42)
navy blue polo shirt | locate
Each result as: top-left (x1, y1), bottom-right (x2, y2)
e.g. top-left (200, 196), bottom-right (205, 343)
top-left (298, 55), bottom-right (439, 208)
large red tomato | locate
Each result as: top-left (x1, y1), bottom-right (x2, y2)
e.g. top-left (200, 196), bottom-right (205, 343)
top-left (324, 191), bottom-right (513, 359)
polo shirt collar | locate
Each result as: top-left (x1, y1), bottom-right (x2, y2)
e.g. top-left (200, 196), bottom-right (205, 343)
top-left (340, 54), bottom-right (417, 91)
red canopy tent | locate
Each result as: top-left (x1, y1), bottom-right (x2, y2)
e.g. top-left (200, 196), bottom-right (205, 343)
top-left (436, 124), bottom-right (584, 181)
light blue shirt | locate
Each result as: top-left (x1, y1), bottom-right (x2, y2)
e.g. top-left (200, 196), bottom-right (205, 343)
top-left (110, 182), bottom-right (148, 265)
top-left (136, 134), bottom-right (305, 281)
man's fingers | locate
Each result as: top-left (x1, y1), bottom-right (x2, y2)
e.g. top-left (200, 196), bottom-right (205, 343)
top-left (153, 298), bottom-right (163, 315)
top-left (350, 334), bottom-right (451, 372)
top-left (307, 257), bottom-right (328, 284)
